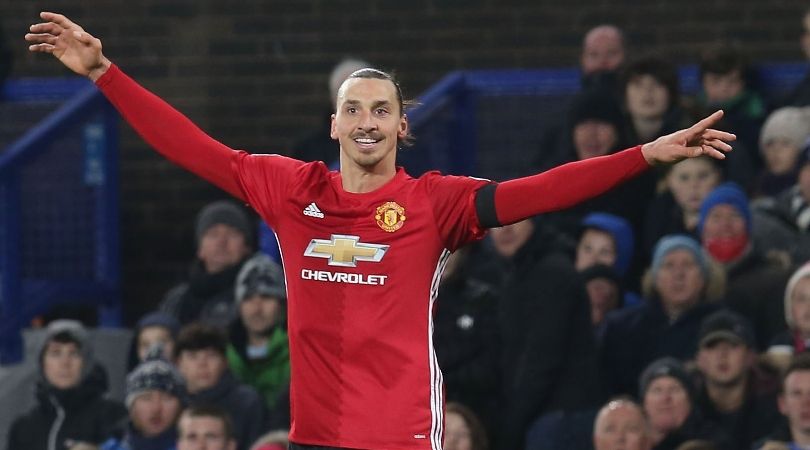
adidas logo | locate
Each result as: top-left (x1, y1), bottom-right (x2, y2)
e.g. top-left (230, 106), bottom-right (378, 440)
top-left (303, 202), bottom-right (325, 219)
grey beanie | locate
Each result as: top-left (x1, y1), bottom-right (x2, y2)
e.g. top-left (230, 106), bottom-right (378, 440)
top-left (639, 357), bottom-right (696, 402)
top-left (195, 200), bottom-right (254, 248)
top-left (235, 252), bottom-right (286, 304)
top-left (785, 262), bottom-right (810, 329)
top-left (125, 346), bottom-right (187, 408)
top-left (759, 106), bottom-right (810, 151)
top-left (39, 319), bottom-right (94, 381)
top-left (650, 235), bottom-right (709, 280)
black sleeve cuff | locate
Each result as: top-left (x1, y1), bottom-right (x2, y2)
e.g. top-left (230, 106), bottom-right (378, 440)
top-left (475, 183), bottom-right (501, 229)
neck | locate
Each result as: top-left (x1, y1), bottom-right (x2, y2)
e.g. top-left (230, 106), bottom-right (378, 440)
top-left (706, 377), bottom-right (747, 412)
top-left (683, 210), bottom-right (699, 230)
top-left (792, 426), bottom-right (810, 446)
top-left (633, 116), bottom-right (664, 142)
top-left (247, 332), bottom-right (267, 348)
top-left (662, 294), bottom-right (700, 321)
top-left (339, 154), bottom-right (397, 193)
top-left (664, 305), bottom-right (688, 322)
top-left (650, 429), bottom-right (667, 446)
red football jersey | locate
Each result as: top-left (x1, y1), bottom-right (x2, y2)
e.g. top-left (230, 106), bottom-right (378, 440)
top-left (96, 65), bottom-right (488, 448)
top-left (96, 64), bottom-right (650, 449)
top-left (234, 154), bottom-right (490, 449)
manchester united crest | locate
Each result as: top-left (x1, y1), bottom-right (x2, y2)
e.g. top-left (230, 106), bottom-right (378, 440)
top-left (375, 201), bottom-right (406, 233)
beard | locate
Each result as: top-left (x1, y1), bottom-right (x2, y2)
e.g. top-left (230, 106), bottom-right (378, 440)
top-left (708, 370), bottom-right (746, 389)
top-left (247, 321), bottom-right (275, 338)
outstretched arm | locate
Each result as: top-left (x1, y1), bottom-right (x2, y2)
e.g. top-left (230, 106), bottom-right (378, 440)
top-left (476, 110), bottom-right (735, 227)
top-left (26, 12), bottom-right (246, 200)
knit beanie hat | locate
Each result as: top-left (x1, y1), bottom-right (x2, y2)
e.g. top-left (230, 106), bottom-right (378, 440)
top-left (235, 252), bottom-right (286, 304)
top-left (568, 89), bottom-right (625, 131)
top-left (195, 200), bottom-right (254, 248)
top-left (581, 212), bottom-right (635, 276)
top-left (39, 319), bottom-right (94, 381)
top-left (759, 106), bottom-right (810, 151)
top-left (650, 234), bottom-right (709, 280)
top-left (639, 357), bottom-right (695, 402)
top-left (785, 262), bottom-right (810, 329)
top-left (125, 346), bottom-right (187, 408)
top-left (697, 182), bottom-right (752, 236)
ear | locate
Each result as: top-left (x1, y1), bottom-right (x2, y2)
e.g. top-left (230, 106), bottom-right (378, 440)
top-left (398, 114), bottom-right (409, 140)
top-left (330, 113), bottom-right (338, 141)
top-left (778, 393), bottom-right (787, 415)
top-left (227, 439), bottom-right (237, 450)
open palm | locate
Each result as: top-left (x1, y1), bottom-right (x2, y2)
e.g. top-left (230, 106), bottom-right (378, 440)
top-left (26, 12), bottom-right (108, 79)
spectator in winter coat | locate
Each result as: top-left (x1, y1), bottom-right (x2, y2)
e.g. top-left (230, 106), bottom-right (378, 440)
top-left (7, 320), bottom-right (127, 450)
top-left (226, 253), bottom-right (290, 412)
top-left (576, 212), bottom-right (642, 302)
top-left (689, 42), bottom-right (766, 187)
top-left (546, 89), bottom-right (658, 238)
top-left (755, 354), bottom-right (810, 449)
top-left (766, 262), bottom-right (810, 372)
top-left (754, 107), bottom-right (810, 198)
top-left (101, 347), bottom-right (186, 450)
top-left (433, 247), bottom-right (500, 437)
top-left (643, 156), bottom-right (723, 259)
top-left (694, 310), bottom-right (780, 449)
top-left (757, 143), bottom-right (810, 264)
top-left (698, 182), bottom-right (793, 349)
top-left (580, 25), bottom-right (626, 92)
top-left (593, 398), bottom-right (652, 450)
top-left (128, 311), bottom-right (181, 371)
top-left (490, 218), bottom-right (602, 450)
top-left (620, 55), bottom-right (686, 145)
top-left (175, 323), bottom-right (267, 450)
top-left (640, 358), bottom-right (725, 450)
top-left (600, 235), bottom-right (722, 396)
top-left (161, 200), bottom-right (255, 328)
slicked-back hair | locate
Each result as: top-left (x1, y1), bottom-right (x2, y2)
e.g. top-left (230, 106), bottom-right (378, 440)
top-left (344, 68), bottom-right (416, 147)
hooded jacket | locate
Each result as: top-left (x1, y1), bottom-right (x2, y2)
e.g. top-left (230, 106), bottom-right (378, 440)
top-left (226, 318), bottom-right (290, 411)
top-left (7, 364), bottom-right (128, 450)
top-left (8, 321), bottom-right (128, 450)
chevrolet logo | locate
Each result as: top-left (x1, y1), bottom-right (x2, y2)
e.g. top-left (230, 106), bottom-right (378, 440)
top-left (304, 234), bottom-right (389, 267)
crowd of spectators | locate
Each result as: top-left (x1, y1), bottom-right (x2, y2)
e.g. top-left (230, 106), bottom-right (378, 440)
top-left (9, 8), bottom-right (810, 450)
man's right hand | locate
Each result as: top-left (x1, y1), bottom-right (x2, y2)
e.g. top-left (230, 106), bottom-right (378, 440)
top-left (25, 12), bottom-right (111, 81)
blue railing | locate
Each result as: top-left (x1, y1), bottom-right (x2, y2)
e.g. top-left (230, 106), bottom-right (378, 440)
top-left (4, 62), bottom-right (807, 365)
top-left (399, 61), bottom-right (809, 181)
top-left (0, 78), bottom-right (120, 364)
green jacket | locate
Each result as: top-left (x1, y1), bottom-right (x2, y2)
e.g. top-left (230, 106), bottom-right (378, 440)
top-left (226, 325), bottom-right (290, 409)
